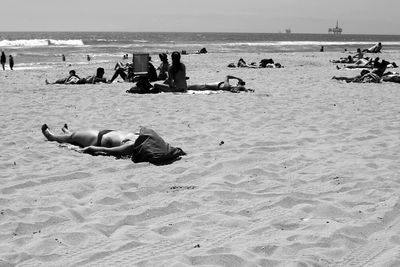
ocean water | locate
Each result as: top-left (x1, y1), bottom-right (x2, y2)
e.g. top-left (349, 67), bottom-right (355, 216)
top-left (1, 32), bottom-right (400, 70)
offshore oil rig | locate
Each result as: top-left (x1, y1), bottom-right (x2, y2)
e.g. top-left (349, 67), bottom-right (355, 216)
top-left (328, 21), bottom-right (342, 35)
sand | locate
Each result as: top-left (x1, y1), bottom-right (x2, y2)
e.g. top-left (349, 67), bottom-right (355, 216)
top-left (1, 51), bottom-right (400, 267)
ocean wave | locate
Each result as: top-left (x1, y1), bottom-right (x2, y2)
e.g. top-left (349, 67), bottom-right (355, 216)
top-left (133, 39), bottom-right (148, 43)
top-left (0, 39), bottom-right (84, 47)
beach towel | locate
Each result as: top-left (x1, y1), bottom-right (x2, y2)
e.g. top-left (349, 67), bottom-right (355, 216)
top-left (131, 127), bottom-right (186, 165)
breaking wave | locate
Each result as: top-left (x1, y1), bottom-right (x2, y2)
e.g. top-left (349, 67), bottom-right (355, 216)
top-left (0, 39), bottom-right (84, 47)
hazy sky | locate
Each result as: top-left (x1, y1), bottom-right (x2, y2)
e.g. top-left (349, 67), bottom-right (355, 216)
top-left (1, 0), bottom-right (399, 34)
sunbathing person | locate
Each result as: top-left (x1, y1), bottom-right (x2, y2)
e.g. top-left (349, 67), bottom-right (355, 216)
top-left (187, 75), bottom-right (254, 93)
top-left (109, 60), bottom-right (158, 83)
top-left (77, 67), bottom-right (107, 84)
top-left (153, 51), bottom-right (187, 92)
top-left (237, 58), bottom-right (258, 68)
top-left (332, 60), bottom-right (390, 83)
top-left (108, 61), bottom-right (135, 83)
top-left (157, 53), bottom-right (169, 80)
top-left (383, 72), bottom-right (400, 83)
top-left (46, 70), bottom-right (81, 84)
top-left (332, 69), bottom-right (372, 83)
top-left (353, 48), bottom-right (364, 59)
top-left (41, 123), bottom-right (185, 164)
top-left (363, 42), bottom-right (382, 53)
top-left (330, 55), bottom-right (355, 64)
top-left (339, 57), bottom-right (375, 69)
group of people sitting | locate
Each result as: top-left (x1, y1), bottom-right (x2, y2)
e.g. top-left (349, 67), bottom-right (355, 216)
top-left (228, 58), bottom-right (283, 69)
top-left (47, 51), bottom-right (254, 94)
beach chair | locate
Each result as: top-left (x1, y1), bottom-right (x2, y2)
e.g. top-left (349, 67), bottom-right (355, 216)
top-left (132, 53), bottom-right (150, 77)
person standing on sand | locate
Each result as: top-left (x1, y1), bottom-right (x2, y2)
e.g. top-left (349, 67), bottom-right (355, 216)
top-left (1, 51), bottom-right (6, 70)
top-left (62, 54), bottom-right (66, 62)
top-left (9, 55), bottom-right (14, 70)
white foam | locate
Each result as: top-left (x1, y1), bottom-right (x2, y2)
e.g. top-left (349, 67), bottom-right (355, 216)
top-left (0, 39), bottom-right (84, 47)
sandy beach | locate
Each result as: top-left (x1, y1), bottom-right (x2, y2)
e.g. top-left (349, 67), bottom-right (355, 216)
top-left (1, 50), bottom-right (400, 266)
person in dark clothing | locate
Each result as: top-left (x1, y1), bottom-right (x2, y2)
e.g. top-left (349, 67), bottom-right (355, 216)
top-left (109, 61), bottom-right (158, 83)
top-left (9, 55), bottom-right (14, 70)
top-left (1, 51), bottom-right (6, 70)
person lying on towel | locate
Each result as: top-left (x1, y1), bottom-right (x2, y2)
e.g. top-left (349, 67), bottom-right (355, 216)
top-left (41, 123), bottom-right (185, 165)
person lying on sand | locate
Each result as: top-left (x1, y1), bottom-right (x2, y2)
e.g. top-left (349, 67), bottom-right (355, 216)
top-left (330, 55), bottom-right (355, 64)
top-left (45, 70), bottom-right (81, 84)
top-left (337, 57), bottom-right (374, 69)
top-left (82, 67), bottom-right (108, 84)
top-left (382, 72), bottom-right (400, 83)
top-left (45, 68), bottom-right (107, 85)
top-left (332, 60), bottom-right (390, 83)
top-left (363, 42), bottom-right (382, 53)
top-left (228, 58), bottom-right (283, 69)
top-left (41, 124), bottom-right (185, 164)
top-left (187, 75), bottom-right (254, 93)
top-left (332, 69), bottom-right (372, 83)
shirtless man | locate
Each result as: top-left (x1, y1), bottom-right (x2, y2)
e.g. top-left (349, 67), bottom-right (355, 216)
top-left (46, 70), bottom-right (81, 84)
top-left (187, 75), bottom-right (254, 93)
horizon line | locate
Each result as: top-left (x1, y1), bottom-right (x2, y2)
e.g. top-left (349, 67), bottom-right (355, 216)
top-left (0, 30), bottom-right (400, 36)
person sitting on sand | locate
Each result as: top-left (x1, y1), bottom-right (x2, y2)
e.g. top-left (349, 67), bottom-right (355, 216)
top-left (109, 59), bottom-right (158, 83)
top-left (353, 48), bottom-right (364, 59)
top-left (153, 51), bottom-right (187, 92)
top-left (187, 75), bottom-right (254, 93)
top-left (236, 58), bottom-right (258, 68)
top-left (363, 42), bottom-right (382, 53)
top-left (157, 53), bottom-right (169, 80)
top-left (41, 123), bottom-right (185, 164)
top-left (46, 70), bottom-right (81, 84)
top-left (108, 61), bottom-right (135, 83)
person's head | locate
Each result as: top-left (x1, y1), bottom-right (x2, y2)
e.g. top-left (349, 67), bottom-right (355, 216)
top-left (69, 70), bottom-right (76, 76)
top-left (171, 51), bottom-right (181, 65)
top-left (159, 53), bottom-right (168, 63)
top-left (96, 67), bottom-right (105, 77)
top-left (357, 48), bottom-right (361, 53)
top-left (348, 55), bottom-right (352, 60)
top-left (238, 80), bottom-right (246, 87)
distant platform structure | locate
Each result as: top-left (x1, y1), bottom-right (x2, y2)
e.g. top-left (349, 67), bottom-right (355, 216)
top-left (328, 21), bottom-right (342, 35)
top-left (285, 28), bottom-right (291, 34)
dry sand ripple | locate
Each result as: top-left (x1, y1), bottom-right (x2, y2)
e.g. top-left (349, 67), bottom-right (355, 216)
top-left (1, 52), bottom-right (400, 266)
